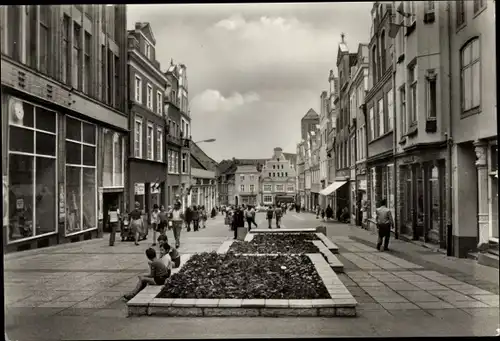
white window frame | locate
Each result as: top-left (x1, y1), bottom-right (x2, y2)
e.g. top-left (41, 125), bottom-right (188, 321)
top-left (145, 43), bottom-right (151, 59)
top-left (240, 184), bottom-right (245, 192)
top-left (400, 85), bottom-right (407, 135)
top-left (156, 91), bottom-right (163, 115)
top-left (6, 99), bottom-right (59, 243)
top-left (146, 122), bottom-right (154, 160)
top-left (250, 174), bottom-right (255, 181)
top-left (263, 195), bottom-right (273, 204)
top-left (461, 38), bottom-right (481, 114)
top-left (276, 184), bottom-right (284, 192)
top-left (387, 89), bottom-right (394, 131)
top-left (65, 115), bottom-right (98, 237)
top-left (409, 64), bottom-right (417, 125)
top-left (369, 107), bottom-right (375, 141)
top-left (146, 84), bottom-right (153, 110)
top-left (240, 175), bottom-right (245, 181)
top-left (168, 150), bottom-right (173, 173)
top-left (287, 185), bottom-right (294, 192)
top-left (426, 73), bottom-right (437, 120)
top-left (156, 127), bottom-right (163, 162)
top-left (181, 152), bottom-right (187, 173)
top-left (134, 116), bottom-right (143, 158)
top-left (250, 184), bottom-right (255, 192)
top-left (263, 184), bottom-right (272, 192)
top-left (378, 98), bottom-right (384, 137)
top-left (175, 152), bottom-right (179, 173)
top-left (134, 75), bottom-right (142, 103)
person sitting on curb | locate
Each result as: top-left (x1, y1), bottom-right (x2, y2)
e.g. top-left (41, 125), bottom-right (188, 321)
top-left (123, 248), bottom-right (170, 301)
top-left (161, 243), bottom-right (181, 268)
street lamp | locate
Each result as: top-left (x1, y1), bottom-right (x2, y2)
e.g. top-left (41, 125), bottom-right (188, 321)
top-left (195, 138), bottom-right (216, 144)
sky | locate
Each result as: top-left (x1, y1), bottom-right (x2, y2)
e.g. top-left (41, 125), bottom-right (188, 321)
top-left (127, 3), bottom-right (373, 162)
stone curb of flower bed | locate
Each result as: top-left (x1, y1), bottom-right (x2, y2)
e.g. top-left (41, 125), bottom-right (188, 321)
top-left (315, 233), bottom-right (339, 254)
top-left (243, 233), bottom-right (255, 242)
top-left (127, 254), bottom-right (357, 318)
top-left (312, 241), bottom-right (344, 273)
top-left (216, 240), bottom-right (234, 254)
top-left (248, 228), bottom-right (318, 234)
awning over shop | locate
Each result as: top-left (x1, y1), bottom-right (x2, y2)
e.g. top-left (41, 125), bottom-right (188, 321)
top-left (320, 181), bottom-right (347, 196)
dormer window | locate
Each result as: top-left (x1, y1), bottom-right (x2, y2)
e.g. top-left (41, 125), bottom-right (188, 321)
top-left (145, 43), bottom-right (151, 59)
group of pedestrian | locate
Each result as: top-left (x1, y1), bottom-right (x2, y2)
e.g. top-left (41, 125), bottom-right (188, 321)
top-left (107, 199), bottom-right (215, 250)
top-left (266, 204), bottom-right (283, 229)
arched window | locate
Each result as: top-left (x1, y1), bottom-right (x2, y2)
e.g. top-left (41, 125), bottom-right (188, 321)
top-left (460, 38), bottom-right (480, 113)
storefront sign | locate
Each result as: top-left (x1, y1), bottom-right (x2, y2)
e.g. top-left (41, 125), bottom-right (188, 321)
top-left (134, 183), bottom-right (145, 195)
top-left (3, 175), bottom-right (8, 226)
top-left (59, 183), bottom-right (66, 222)
top-left (98, 188), bottom-right (103, 220)
top-left (358, 180), bottom-right (367, 191)
top-left (150, 183), bottom-right (160, 194)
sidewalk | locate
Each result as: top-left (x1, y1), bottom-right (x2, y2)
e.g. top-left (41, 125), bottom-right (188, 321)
top-left (4, 214), bottom-right (232, 322)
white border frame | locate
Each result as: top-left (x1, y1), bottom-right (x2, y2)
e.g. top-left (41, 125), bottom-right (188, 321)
top-left (6, 97), bottom-right (59, 245)
top-left (64, 115), bottom-right (98, 237)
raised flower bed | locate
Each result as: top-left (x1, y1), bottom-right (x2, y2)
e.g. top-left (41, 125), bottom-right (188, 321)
top-left (228, 233), bottom-right (320, 254)
top-left (158, 252), bottom-right (329, 299)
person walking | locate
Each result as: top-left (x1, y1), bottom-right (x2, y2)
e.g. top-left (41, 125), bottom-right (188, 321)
top-left (192, 205), bottom-right (200, 232)
top-left (275, 204), bottom-right (283, 228)
top-left (266, 205), bottom-right (274, 229)
top-left (151, 204), bottom-right (160, 246)
top-left (108, 203), bottom-right (119, 246)
top-left (326, 205), bottom-right (333, 221)
top-left (169, 201), bottom-right (184, 249)
top-left (321, 207), bottom-right (326, 221)
top-left (158, 205), bottom-right (168, 235)
top-left (375, 198), bottom-right (394, 251)
top-left (250, 205), bottom-right (258, 228)
top-left (245, 206), bottom-right (254, 231)
top-left (185, 205), bottom-right (193, 232)
top-left (200, 205), bottom-right (208, 228)
top-left (232, 206), bottom-right (245, 240)
top-left (211, 206), bottom-right (216, 219)
top-left (129, 202), bottom-right (145, 246)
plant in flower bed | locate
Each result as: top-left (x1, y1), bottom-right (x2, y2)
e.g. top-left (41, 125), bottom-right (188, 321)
top-left (228, 233), bottom-right (320, 254)
top-left (157, 252), bottom-right (330, 299)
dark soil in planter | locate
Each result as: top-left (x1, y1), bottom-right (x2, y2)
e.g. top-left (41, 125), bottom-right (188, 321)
top-left (157, 252), bottom-right (330, 299)
top-left (228, 233), bottom-right (320, 254)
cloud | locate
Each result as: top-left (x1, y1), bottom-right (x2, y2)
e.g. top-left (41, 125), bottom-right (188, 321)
top-left (191, 89), bottom-right (260, 114)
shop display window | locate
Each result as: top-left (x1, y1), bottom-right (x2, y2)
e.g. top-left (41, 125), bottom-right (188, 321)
top-left (103, 129), bottom-right (124, 188)
top-left (65, 116), bottom-right (97, 235)
top-left (7, 99), bottom-right (57, 242)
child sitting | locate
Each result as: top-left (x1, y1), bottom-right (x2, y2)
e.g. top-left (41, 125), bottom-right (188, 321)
top-left (157, 234), bottom-right (169, 255)
top-left (123, 248), bottom-right (170, 301)
top-left (161, 243), bottom-right (181, 269)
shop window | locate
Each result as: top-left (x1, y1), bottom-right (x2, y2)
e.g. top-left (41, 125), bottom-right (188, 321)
top-left (7, 99), bottom-right (57, 243)
top-left (370, 168), bottom-right (376, 218)
top-left (428, 163), bottom-right (442, 241)
top-left (65, 116), bottom-right (97, 236)
top-left (103, 129), bottom-right (124, 188)
top-left (490, 145), bottom-right (498, 240)
top-left (404, 166), bottom-right (412, 225)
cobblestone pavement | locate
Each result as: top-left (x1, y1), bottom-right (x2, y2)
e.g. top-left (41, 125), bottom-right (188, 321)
top-left (4, 212), bottom-right (500, 339)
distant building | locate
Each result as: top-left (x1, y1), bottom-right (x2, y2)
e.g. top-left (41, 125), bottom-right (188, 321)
top-left (235, 165), bottom-right (260, 206)
top-left (300, 109), bottom-right (320, 210)
top-left (260, 148), bottom-right (297, 205)
top-left (190, 141), bottom-right (217, 211)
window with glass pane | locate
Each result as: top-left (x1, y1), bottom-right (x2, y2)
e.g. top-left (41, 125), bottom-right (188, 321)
top-left (461, 39), bottom-right (481, 113)
top-left (39, 6), bottom-right (50, 74)
top-left (370, 168), bottom-right (376, 217)
top-left (378, 98), bottom-right (384, 136)
top-left (147, 85), bottom-right (153, 109)
top-left (84, 32), bottom-right (91, 95)
top-left (387, 89), bottom-right (393, 130)
top-left (474, 0), bottom-right (485, 13)
top-left (156, 128), bottom-right (163, 161)
top-left (35, 157), bottom-right (56, 235)
top-left (102, 130), bottom-right (113, 187)
top-left (65, 117), bottom-right (96, 235)
top-left (147, 124), bottom-right (153, 160)
top-left (456, 1), bottom-right (465, 26)
top-left (73, 24), bottom-right (81, 89)
top-left (369, 107), bottom-right (374, 140)
top-left (8, 154), bottom-right (34, 241)
top-left (135, 76), bottom-right (142, 103)
top-left (134, 118), bottom-right (142, 158)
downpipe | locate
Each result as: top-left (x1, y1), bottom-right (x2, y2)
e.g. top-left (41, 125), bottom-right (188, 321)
top-left (446, 3), bottom-right (454, 257)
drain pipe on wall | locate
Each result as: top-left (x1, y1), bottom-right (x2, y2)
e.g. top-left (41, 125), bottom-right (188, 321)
top-left (446, 2), bottom-right (454, 257)
top-left (391, 2), bottom-right (398, 239)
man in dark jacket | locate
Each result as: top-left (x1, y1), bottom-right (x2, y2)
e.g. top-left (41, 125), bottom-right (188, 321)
top-left (185, 206), bottom-right (193, 232)
top-left (232, 206), bottom-right (245, 239)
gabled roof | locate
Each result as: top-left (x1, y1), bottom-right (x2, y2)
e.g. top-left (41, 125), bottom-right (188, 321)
top-left (302, 108), bottom-right (319, 120)
top-left (190, 141), bottom-right (217, 172)
top-left (135, 22), bottom-right (156, 45)
top-left (283, 153), bottom-right (297, 166)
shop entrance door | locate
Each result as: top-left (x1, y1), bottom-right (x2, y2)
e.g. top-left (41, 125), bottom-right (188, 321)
top-left (103, 192), bottom-right (121, 232)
